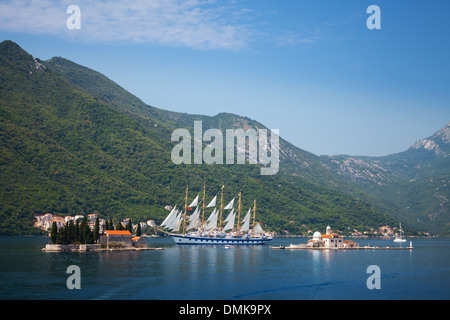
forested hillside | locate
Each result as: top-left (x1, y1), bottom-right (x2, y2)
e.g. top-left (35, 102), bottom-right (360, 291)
top-left (0, 40), bottom-right (398, 235)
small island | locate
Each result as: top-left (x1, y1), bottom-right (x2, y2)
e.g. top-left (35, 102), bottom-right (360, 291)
top-left (271, 226), bottom-right (414, 250)
top-left (42, 215), bottom-right (162, 252)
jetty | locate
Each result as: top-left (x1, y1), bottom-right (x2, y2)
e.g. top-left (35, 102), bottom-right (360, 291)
top-left (42, 244), bottom-right (163, 252)
top-left (271, 243), bottom-right (414, 250)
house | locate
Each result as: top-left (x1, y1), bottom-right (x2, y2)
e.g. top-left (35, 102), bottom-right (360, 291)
top-left (102, 230), bottom-right (133, 248)
top-left (147, 220), bottom-right (156, 228)
top-left (322, 233), bottom-right (343, 248)
top-left (343, 240), bottom-right (359, 248)
top-left (88, 213), bottom-right (98, 223)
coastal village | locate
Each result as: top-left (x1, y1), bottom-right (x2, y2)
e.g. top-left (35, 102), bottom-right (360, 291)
top-left (34, 211), bottom-right (426, 250)
top-left (34, 212), bottom-right (410, 239)
top-left (34, 212), bottom-right (157, 235)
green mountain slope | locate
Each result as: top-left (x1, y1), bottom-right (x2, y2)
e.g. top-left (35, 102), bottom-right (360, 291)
top-left (0, 40), bottom-right (397, 235)
top-left (321, 123), bottom-right (450, 235)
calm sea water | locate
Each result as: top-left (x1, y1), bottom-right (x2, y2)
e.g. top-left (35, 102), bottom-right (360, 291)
top-left (0, 236), bottom-right (448, 300)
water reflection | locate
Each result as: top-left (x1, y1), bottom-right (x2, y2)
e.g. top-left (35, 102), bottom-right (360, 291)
top-left (1, 236), bottom-right (447, 300)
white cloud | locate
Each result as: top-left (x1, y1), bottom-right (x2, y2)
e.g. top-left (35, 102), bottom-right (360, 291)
top-left (0, 0), bottom-right (251, 50)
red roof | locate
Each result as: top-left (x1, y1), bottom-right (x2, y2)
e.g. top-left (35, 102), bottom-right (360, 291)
top-left (105, 230), bottom-right (132, 235)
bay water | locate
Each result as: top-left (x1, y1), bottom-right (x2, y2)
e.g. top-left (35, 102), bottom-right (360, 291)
top-left (0, 236), bottom-right (448, 300)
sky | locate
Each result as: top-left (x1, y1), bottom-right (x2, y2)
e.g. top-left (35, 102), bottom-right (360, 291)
top-left (0, 0), bottom-right (449, 156)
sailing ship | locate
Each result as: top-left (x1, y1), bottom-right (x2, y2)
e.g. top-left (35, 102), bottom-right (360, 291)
top-left (393, 222), bottom-right (407, 243)
top-left (160, 185), bottom-right (273, 245)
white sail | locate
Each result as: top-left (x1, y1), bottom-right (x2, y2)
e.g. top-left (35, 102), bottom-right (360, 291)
top-left (224, 198), bottom-right (234, 210)
top-left (186, 207), bottom-right (201, 231)
top-left (204, 209), bottom-right (218, 231)
top-left (254, 222), bottom-right (264, 235)
top-left (163, 209), bottom-right (176, 229)
top-left (188, 207), bottom-right (200, 222)
top-left (222, 212), bottom-right (235, 231)
top-left (172, 214), bottom-right (182, 232)
top-left (206, 196), bottom-right (217, 208)
top-left (207, 208), bottom-right (216, 222)
top-left (240, 208), bottom-right (251, 232)
top-left (188, 195), bottom-right (199, 208)
top-left (166, 210), bottom-right (181, 230)
top-left (186, 213), bottom-right (201, 231)
top-left (224, 208), bottom-right (235, 223)
top-left (161, 206), bottom-right (176, 227)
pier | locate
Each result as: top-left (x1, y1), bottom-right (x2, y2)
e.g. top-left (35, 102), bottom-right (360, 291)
top-left (271, 244), bottom-right (414, 250)
top-left (42, 244), bottom-right (163, 252)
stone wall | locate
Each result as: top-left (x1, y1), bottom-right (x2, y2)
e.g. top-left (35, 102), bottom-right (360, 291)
top-left (107, 234), bottom-right (132, 248)
top-left (43, 244), bottom-right (102, 252)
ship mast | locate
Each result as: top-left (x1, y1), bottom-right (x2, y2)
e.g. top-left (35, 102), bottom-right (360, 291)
top-left (236, 191), bottom-right (242, 232)
top-left (251, 199), bottom-right (256, 238)
top-left (201, 182), bottom-right (206, 232)
top-left (181, 185), bottom-right (189, 235)
top-left (219, 185), bottom-right (224, 230)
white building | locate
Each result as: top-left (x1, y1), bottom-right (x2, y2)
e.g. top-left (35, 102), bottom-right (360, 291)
top-left (307, 226), bottom-right (344, 248)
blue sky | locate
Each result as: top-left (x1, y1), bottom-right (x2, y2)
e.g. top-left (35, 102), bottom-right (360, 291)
top-left (1, 0), bottom-right (449, 156)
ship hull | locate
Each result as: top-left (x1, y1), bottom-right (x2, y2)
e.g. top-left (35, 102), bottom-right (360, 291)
top-left (171, 234), bottom-right (272, 245)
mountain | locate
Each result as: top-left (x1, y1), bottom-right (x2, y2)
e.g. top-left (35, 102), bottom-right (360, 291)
top-left (321, 122), bottom-right (450, 234)
top-left (0, 40), bottom-right (396, 235)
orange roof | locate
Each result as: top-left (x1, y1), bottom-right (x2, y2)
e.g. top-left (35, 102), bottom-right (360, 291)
top-left (131, 237), bottom-right (141, 241)
top-left (322, 233), bottom-right (341, 238)
top-left (105, 230), bottom-right (132, 235)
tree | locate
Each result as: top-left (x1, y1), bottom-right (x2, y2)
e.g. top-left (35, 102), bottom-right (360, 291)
top-left (79, 217), bottom-right (93, 244)
top-left (57, 224), bottom-right (67, 244)
top-left (136, 223), bottom-right (142, 237)
top-left (50, 221), bottom-right (58, 244)
top-left (93, 216), bottom-right (100, 243)
top-left (126, 219), bottom-right (132, 233)
top-left (116, 221), bottom-right (123, 230)
top-left (74, 220), bottom-right (80, 243)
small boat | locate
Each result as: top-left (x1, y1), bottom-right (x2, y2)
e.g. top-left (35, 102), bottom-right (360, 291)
top-left (394, 222), bottom-right (407, 243)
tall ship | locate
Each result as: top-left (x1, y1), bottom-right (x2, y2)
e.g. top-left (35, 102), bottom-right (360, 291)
top-left (160, 185), bottom-right (273, 245)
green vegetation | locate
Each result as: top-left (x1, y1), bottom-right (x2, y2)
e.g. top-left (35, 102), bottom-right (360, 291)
top-left (50, 218), bottom-right (99, 245)
top-left (0, 40), bottom-right (406, 236)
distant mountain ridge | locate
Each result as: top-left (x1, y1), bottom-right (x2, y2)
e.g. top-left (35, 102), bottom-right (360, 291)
top-left (321, 122), bottom-right (450, 234)
top-left (409, 122), bottom-right (450, 157)
top-left (0, 40), bottom-right (448, 235)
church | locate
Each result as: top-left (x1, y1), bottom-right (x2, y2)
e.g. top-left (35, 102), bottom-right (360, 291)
top-left (307, 226), bottom-right (347, 248)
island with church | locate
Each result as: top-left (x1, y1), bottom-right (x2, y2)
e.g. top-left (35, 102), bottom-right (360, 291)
top-left (271, 226), bottom-right (414, 250)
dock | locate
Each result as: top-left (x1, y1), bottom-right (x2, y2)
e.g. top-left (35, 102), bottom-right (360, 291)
top-left (42, 244), bottom-right (163, 252)
top-left (271, 244), bottom-right (414, 250)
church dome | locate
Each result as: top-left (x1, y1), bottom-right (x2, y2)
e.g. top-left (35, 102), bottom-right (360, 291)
top-left (313, 231), bottom-right (322, 240)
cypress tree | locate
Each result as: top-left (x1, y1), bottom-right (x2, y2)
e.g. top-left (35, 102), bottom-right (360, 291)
top-left (50, 221), bottom-right (58, 244)
top-left (93, 217), bottom-right (100, 243)
top-left (57, 224), bottom-right (67, 244)
top-left (74, 220), bottom-right (80, 243)
top-left (126, 219), bottom-right (132, 233)
top-left (68, 220), bottom-right (75, 244)
top-left (136, 223), bottom-right (142, 237)
top-left (79, 218), bottom-right (88, 244)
